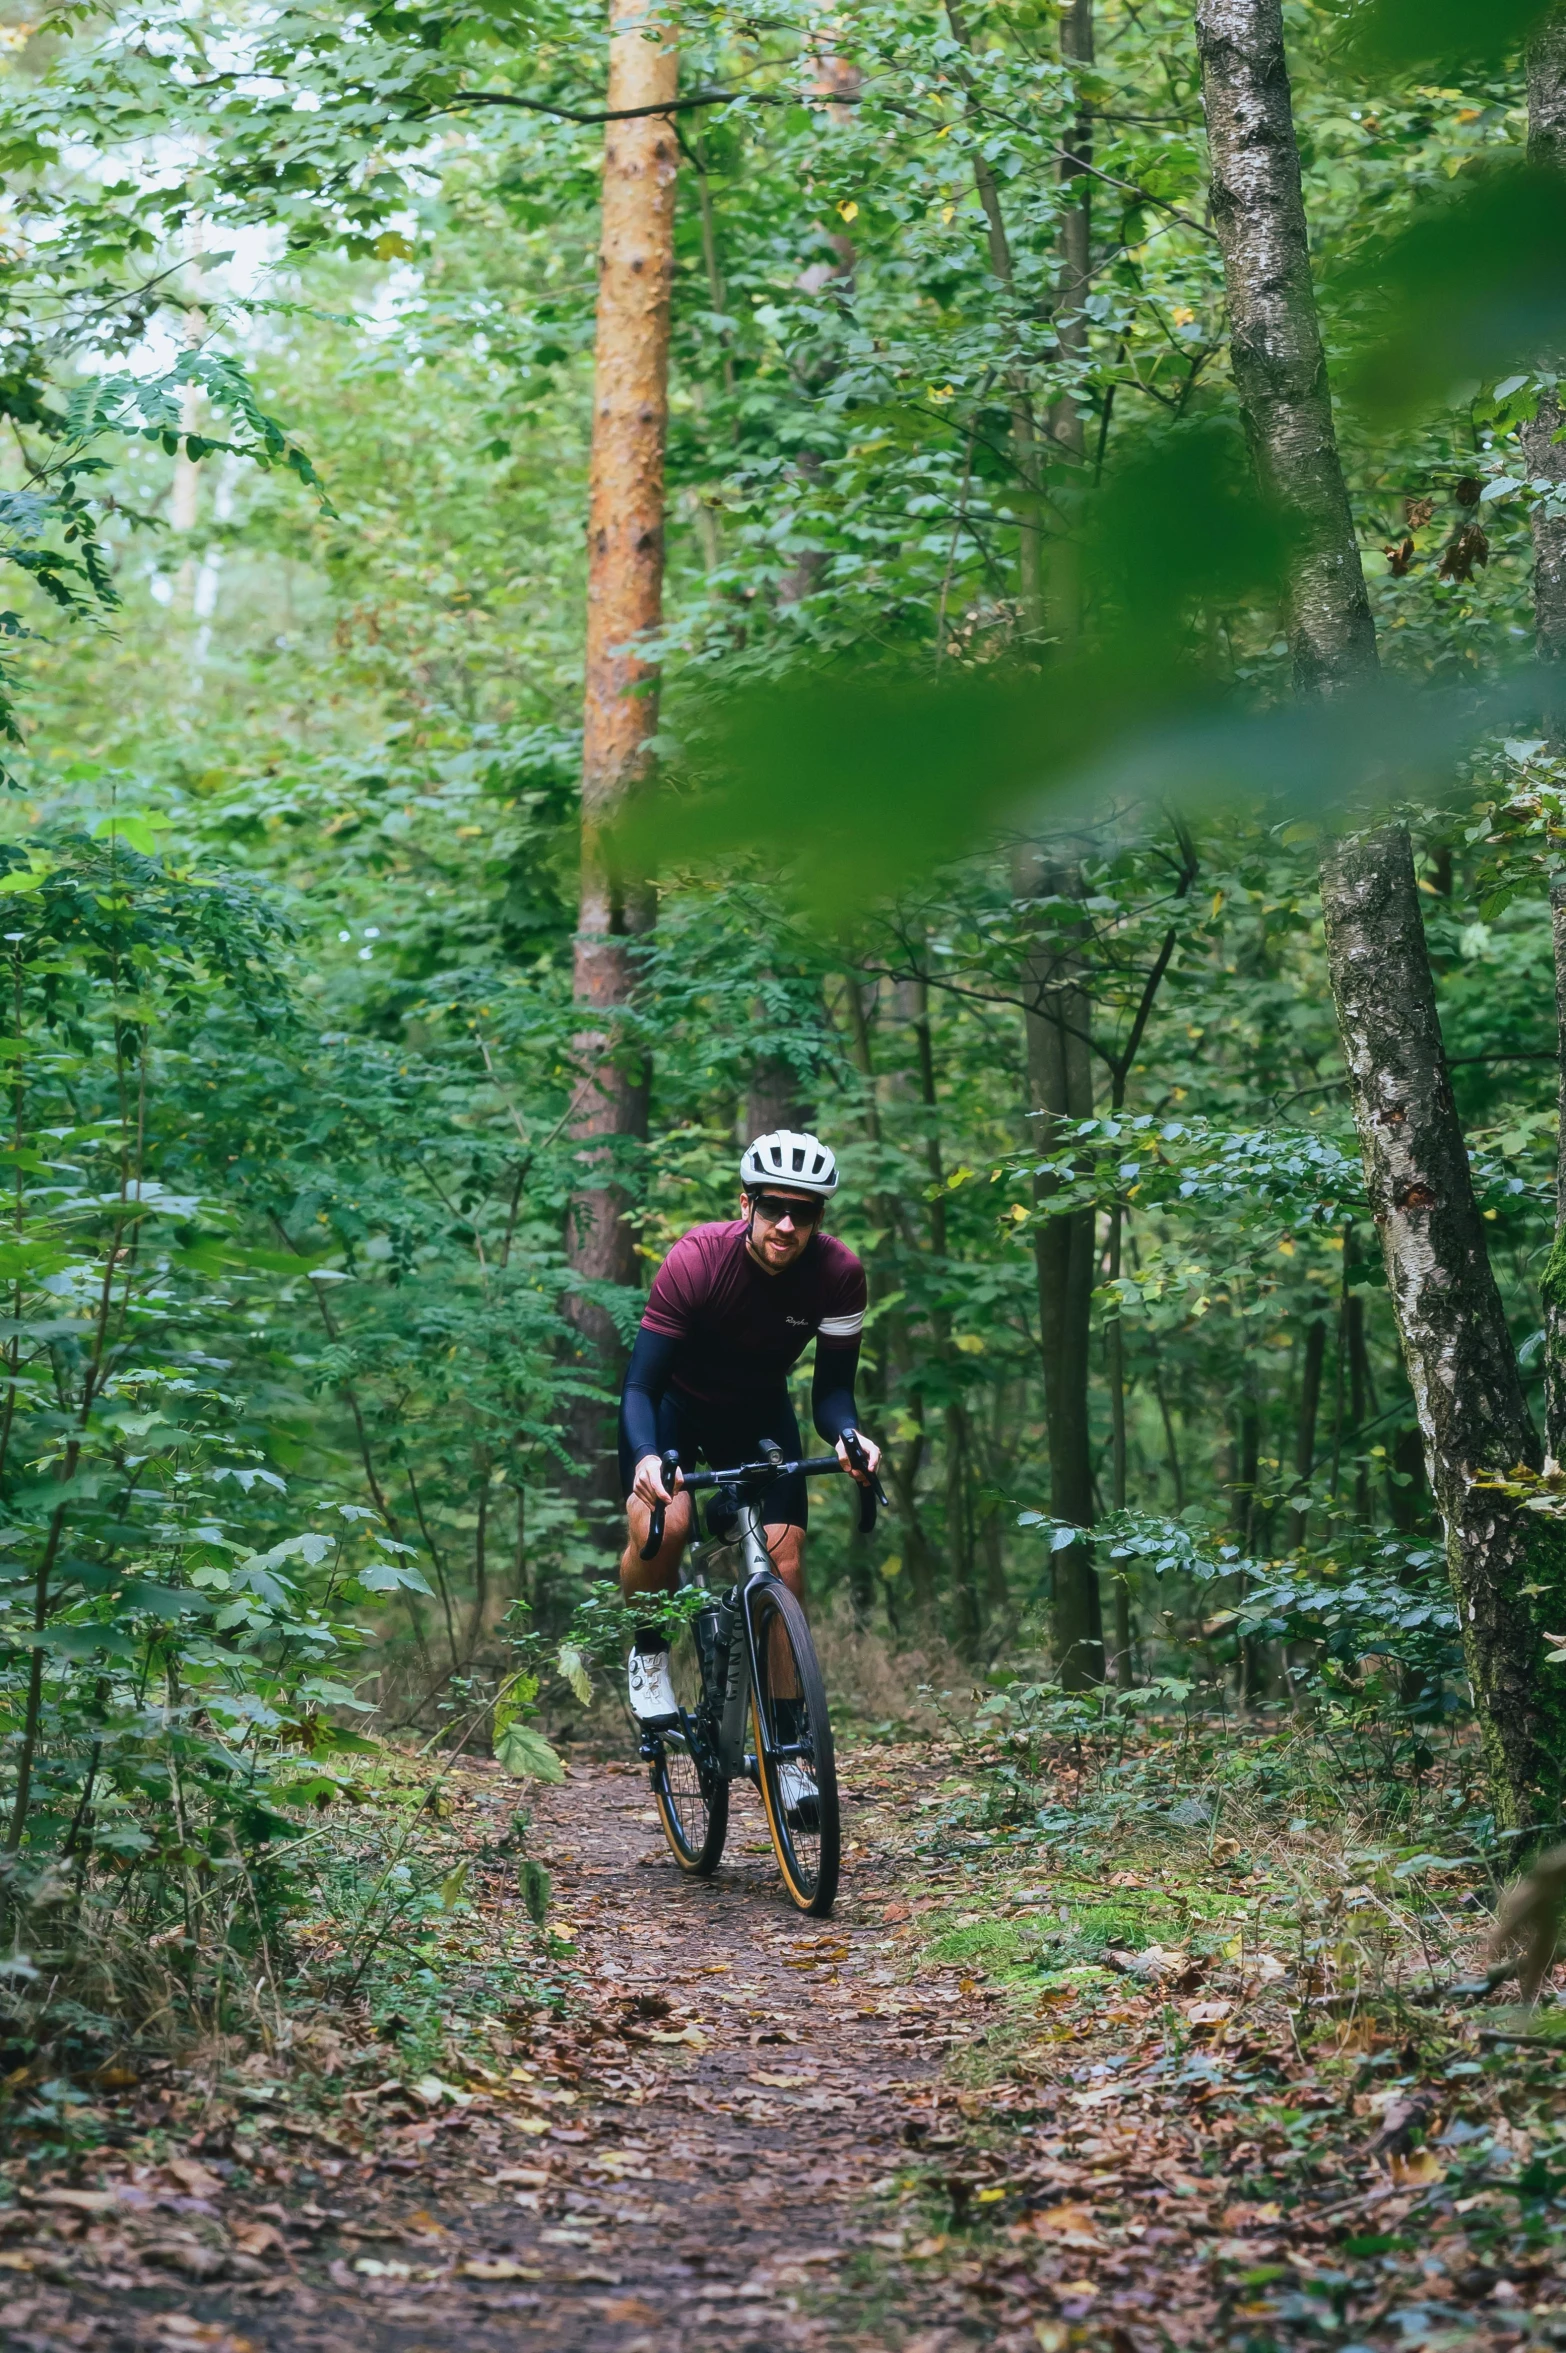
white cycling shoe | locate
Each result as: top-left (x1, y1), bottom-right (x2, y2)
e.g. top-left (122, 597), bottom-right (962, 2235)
top-left (628, 1647), bottom-right (679, 1723)
top-left (776, 1759), bottom-right (820, 1825)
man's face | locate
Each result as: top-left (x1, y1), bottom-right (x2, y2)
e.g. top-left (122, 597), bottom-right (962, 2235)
top-left (742, 1188), bottom-right (821, 1274)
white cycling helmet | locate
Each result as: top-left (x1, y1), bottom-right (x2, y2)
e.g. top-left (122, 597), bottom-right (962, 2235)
top-left (740, 1129), bottom-right (840, 1199)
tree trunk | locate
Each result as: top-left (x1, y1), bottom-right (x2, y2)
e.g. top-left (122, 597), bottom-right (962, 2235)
top-left (565, 0), bottom-right (678, 1491)
top-left (1199, 0), bottom-right (1565, 1823)
top-left (1522, 10), bottom-right (1566, 1464)
top-left (845, 973), bottom-right (944, 1620)
top-left (1320, 828), bottom-right (1566, 1828)
top-left (1016, 850), bottom-right (1102, 1686)
top-left (1050, 0), bottom-right (1094, 635)
top-left (744, 1055), bottom-right (809, 1142)
top-left (776, 29), bottom-right (859, 610)
top-left (1194, 0), bottom-right (1378, 695)
top-left (946, 0), bottom-right (1043, 630)
top-left (1549, 877), bottom-right (1566, 1464)
top-left (1288, 1317), bottom-right (1326, 1549)
top-left (1106, 1201), bottom-right (1131, 1684)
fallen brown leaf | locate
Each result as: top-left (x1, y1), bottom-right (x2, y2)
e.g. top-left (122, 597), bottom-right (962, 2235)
top-left (164, 2157), bottom-right (225, 2198)
top-left (230, 2220), bottom-right (287, 2257)
top-left (30, 2190), bottom-right (120, 2216)
top-left (1025, 2204), bottom-right (1108, 2251)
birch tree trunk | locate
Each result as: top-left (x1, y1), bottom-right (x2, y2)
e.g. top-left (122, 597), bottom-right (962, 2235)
top-left (1198, 0), bottom-right (1566, 1826)
top-left (566, 1), bottom-right (678, 1489)
top-left (1320, 832), bottom-right (1566, 1821)
top-left (1194, 0), bottom-right (1377, 695)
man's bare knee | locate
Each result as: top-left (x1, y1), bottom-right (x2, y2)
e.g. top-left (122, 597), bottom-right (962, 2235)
top-left (621, 1490), bottom-right (693, 1599)
top-left (765, 1524), bottom-right (806, 1602)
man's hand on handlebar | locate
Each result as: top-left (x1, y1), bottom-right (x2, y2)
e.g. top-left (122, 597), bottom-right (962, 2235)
top-left (633, 1451), bottom-right (683, 1510)
top-left (836, 1428), bottom-right (882, 1486)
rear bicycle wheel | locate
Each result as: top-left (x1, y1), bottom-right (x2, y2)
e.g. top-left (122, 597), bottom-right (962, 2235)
top-left (649, 1617), bottom-right (728, 1875)
top-left (750, 1581), bottom-right (840, 1915)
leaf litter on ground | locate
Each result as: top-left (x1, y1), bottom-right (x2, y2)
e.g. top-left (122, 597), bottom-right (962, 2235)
top-left (7, 1724), bottom-right (1566, 2351)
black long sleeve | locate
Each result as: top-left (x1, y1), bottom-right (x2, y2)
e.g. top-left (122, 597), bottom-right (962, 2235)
top-left (811, 1337), bottom-right (862, 1446)
top-left (621, 1324), bottom-right (678, 1462)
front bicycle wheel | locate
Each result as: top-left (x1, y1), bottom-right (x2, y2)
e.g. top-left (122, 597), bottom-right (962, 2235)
top-left (750, 1581), bottom-right (840, 1915)
top-left (649, 1618), bottom-right (728, 1876)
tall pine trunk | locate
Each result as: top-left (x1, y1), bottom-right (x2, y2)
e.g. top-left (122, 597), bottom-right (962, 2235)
top-left (565, 1), bottom-right (678, 1491)
top-left (1197, 0), bottom-right (1566, 1827)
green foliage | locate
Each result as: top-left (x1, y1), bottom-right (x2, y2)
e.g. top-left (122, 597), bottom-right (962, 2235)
top-left (0, 0), bottom-right (1563, 2100)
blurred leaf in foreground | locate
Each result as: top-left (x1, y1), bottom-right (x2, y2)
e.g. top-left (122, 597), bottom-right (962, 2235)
top-left (1343, 0), bottom-right (1556, 76)
top-left (1344, 167), bottom-right (1566, 421)
top-left (624, 422), bottom-right (1535, 914)
top-left (629, 666), bottom-right (1535, 918)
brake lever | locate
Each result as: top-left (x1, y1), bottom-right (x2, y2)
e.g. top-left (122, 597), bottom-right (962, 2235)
top-left (639, 1446), bottom-right (684, 1562)
top-left (841, 1429), bottom-right (888, 1535)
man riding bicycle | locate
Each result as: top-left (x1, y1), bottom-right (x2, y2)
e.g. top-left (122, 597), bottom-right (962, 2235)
top-left (618, 1129), bottom-right (882, 1807)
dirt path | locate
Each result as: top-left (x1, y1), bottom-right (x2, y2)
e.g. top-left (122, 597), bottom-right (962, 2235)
top-left (14, 1752), bottom-right (986, 2353)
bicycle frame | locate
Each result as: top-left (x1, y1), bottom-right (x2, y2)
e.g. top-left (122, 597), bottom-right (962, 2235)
top-left (686, 1496), bottom-right (779, 1782)
top-left (641, 1440), bottom-right (876, 1915)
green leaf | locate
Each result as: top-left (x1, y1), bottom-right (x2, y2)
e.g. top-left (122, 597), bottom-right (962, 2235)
top-left (519, 1857), bottom-right (551, 1927)
top-left (29, 1622), bottom-right (137, 1659)
top-left (495, 1723), bottom-right (566, 1784)
top-left (89, 810), bottom-right (167, 856)
top-left (357, 1556), bottom-right (434, 1596)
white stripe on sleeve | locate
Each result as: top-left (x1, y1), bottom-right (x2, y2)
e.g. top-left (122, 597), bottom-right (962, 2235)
top-left (817, 1311), bottom-right (866, 1339)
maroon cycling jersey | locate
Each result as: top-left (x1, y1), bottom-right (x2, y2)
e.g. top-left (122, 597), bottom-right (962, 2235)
top-left (639, 1219), bottom-right (867, 1406)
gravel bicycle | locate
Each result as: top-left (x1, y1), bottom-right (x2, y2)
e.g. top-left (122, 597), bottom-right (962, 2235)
top-left (635, 1433), bottom-right (883, 1917)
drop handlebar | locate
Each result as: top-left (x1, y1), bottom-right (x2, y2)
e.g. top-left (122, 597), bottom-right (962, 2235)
top-left (638, 1431), bottom-right (887, 1559)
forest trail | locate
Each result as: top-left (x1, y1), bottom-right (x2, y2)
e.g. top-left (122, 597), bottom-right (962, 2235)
top-left (15, 1742), bottom-right (1553, 2353)
top-left (16, 1749), bottom-right (990, 2353)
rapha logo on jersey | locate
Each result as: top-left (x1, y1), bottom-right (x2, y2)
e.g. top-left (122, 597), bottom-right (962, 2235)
top-left (786, 1315), bottom-right (810, 1326)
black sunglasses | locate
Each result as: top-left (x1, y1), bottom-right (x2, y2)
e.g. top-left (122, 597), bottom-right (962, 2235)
top-left (749, 1193), bottom-right (822, 1227)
